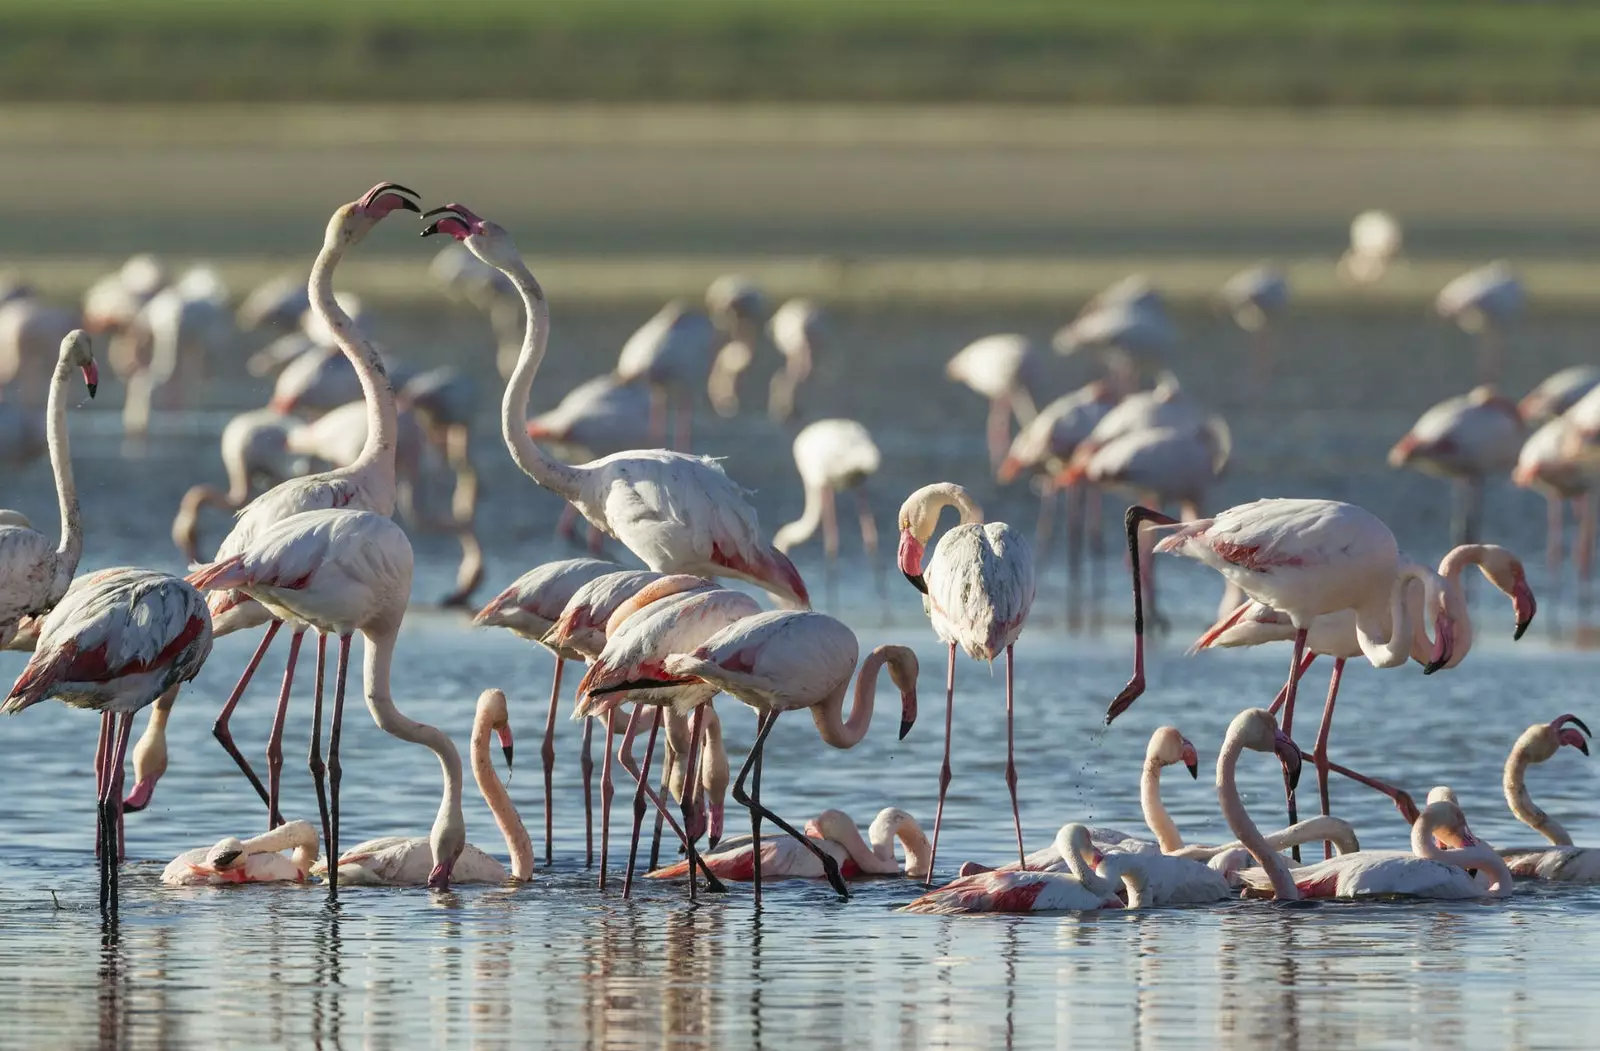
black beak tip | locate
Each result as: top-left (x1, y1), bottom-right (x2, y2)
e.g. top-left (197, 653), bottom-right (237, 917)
top-left (420, 222), bottom-right (442, 238)
top-left (502, 744), bottom-right (514, 769)
top-left (1579, 741), bottom-right (1592, 757)
top-left (86, 382), bottom-right (98, 399)
top-left (1186, 762), bottom-right (1199, 780)
top-left (1423, 658), bottom-right (1446, 675)
top-left (214, 852), bottom-right (242, 868)
top-left (707, 834), bottom-right (720, 850)
top-left (1573, 716), bottom-right (1593, 738)
top-left (1514, 620), bottom-right (1530, 641)
top-left (899, 718), bottom-right (913, 741)
top-left (902, 571), bottom-right (928, 595)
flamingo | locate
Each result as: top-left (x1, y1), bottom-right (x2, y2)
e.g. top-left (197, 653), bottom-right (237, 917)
top-left (0, 292), bottom-right (78, 407)
top-left (572, 578), bottom-right (762, 898)
top-left (1193, 542), bottom-right (1533, 849)
top-left (236, 272), bottom-right (310, 333)
top-left (1437, 262), bottom-right (1524, 383)
top-left (902, 824), bottom-right (1123, 914)
top-left (1520, 365), bottom-right (1600, 424)
top-left (189, 508), bottom-right (471, 893)
top-left (171, 409), bottom-right (305, 562)
top-left (766, 298), bottom-right (822, 423)
top-left (1059, 424), bottom-right (1228, 529)
top-left (897, 482), bottom-right (1035, 880)
top-left (121, 265), bottom-right (233, 436)
top-left (945, 334), bottom-right (1040, 472)
top-left (1338, 209), bottom-right (1402, 284)
top-left (187, 182), bottom-right (416, 826)
top-left (428, 242), bottom-right (522, 376)
top-left (162, 819), bottom-right (320, 886)
top-left (705, 273), bottom-right (765, 418)
top-left (649, 807), bottom-right (931, 882)
top-left (246, 292), bottom-right (368, 380)
top-left (421, 203), bottom-right (809, 607)
top-left (658, 703), bottom-right (729, 867)
top-left (1220, 263), bottom-right (1289, 390)
top-left (1110, 498), bottom-right (1452, 833)
top-left (1388, 386), bottom-right (1525, 546)
top-left (1054, 282), bottom-right (1176, 388)
top-left (315, 687), bottom-right (532, 886)
top-left (0, 398), bottom-right (46, 470)
top-left (525, 374), bottom-right (654, 553)
top-left (3, 568), bottom-right (213, 911)
top-left (615, 300), bottom-right (716, 451)
top-left (0, 330), bottom-right (96, 648)
top-left (473, 557), bottom-right (622, 865)
top-left (1512, 415), bottom-right (1598, 598)
top-left (651, 609), bottom-right (920, 905)
top-left (772, 418), bottom-right (883, 607)
top-left (1494, 714), bottom-right (1600, 881)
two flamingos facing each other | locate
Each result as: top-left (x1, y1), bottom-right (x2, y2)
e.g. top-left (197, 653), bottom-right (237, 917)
top-left (648, 807), bottom-right (930, 884)
top-left (896, 482), bottom-right (1035, 882)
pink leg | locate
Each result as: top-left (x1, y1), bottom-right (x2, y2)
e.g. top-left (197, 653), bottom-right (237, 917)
top-left (1277, 628), bottom-right (1310, 855)
top-left (265, 628), bottom-right (305, 829)
top-left (618, 707), bottom-right (722, 897)
top-left (1034, 478), bottom-right (1056, 559)
top-left (541, 658), bottom-right (564, 866)
top-left (1311, 658), bottom-right (1345, 860)
top-left (555, 503), bottom-right (580, 545)
top-left (649, 388), bottom-right (667, 447)
top-left (93, 713), bottom-right (111, 858)
top-left (1005, 644), bottom-right (1025, 869)
top-left (855, 487), bottom-right (885, 610)
top-left (1579, 495), bottom-right (1597, 616)
top-left (680, 705), bottom-right (706, 845)
top-left (925, 641), bottom-right (957, 886)
top-left (326, 634), bottom-right (353, 899)
top-left (307, 634), bottom-right (331, 877)
top-left (1267, 651), bottom-right (1318, 716)
top-left (99, 713), bottom-right (135, 912)
top-left (580, 711), bottom-right (595, 868)
top-left (1547, 494), bottom-right (1564, 602)
top-left (599, 713), bottom-right (616, 890)
top-left (213, 620), bottom-right (283, 806)
top-left (986, 396), bottom-right (1011, 473)
top-left (647, 748), bottom-right (674, 871)
top-left (730, 709), bottom-right (849, 904)
top-left (586, 523), bottom-right (604, 555)
top-left (1105, 506), bottom-right (1181, 723)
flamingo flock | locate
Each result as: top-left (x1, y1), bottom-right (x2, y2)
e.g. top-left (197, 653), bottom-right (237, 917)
top-left (4, 183), bottom-right (1599, 928)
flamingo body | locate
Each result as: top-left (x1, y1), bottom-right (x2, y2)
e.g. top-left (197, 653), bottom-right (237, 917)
top-left (473, 558), bottom-right (621, 655)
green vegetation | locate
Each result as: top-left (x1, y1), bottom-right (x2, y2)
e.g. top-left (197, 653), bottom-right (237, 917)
top-left (6, 1), bottom-right (1600, 105)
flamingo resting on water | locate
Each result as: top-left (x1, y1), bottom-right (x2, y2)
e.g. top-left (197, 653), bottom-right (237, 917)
top-left (163, 819), bottom-right (320, 886)
top-left (897, 482), bottom-right (1035, 882)
top-left (1493, 714), bottom-right (1600, 881)
top-left (650, 806), bottom-right (930, 883)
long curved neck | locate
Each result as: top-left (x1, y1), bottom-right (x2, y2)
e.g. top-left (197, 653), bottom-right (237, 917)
top-left (811, 649), bottom-right (888, 748)
top-left (1059, 827), bottom-right (1118, 897)
top-left (363, 630), bottom-right (464, 856)
top-left (773, 480), bottom-right (824, 553)
top-left (1216, 731), bottom-right (1299, 900)
top-left (1436, 547), bottom-right (1480, 666)
top-left (924, 484), bottom-right (984, 530)
top-left (827, 818), bottom-right (897, 876)
top-left (1504, 733), bottom-right (1572, 846)
top-left (871, 816), bottom-right (932, 879)
top-left (43, 352), bottom-right (82, 592)
top-left (472, 713), bottom-right (534, 880)
top-left (308, 227), bottom-right (396, 494)
top-left (1140, 754), bottom-right (1184, 853)
top-left (495, 254), bottom-right (582, 499)
top-left (242, 822), bottom-right (320, 874)
top-left (1355, 564), bottom-right (1436, 668)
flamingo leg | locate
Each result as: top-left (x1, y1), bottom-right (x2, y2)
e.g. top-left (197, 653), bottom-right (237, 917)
top-left (264, 628), bottom-right (305, 830)
top-left (679, 705), bottom-right (707, 904)
top-left (821, 485), bottom-right (839, 611)
top-left (1578, 494), bottom-right (1597, 617)
top-left (985, 396), bottom-right (1011, 474)
top-left (212, 620), bottom-right (283, 806)
top-left (855, 487), bottom-right (885, 611)
top-left (648, 748), bottom-right (673, 872)
top-left (307, 634), bottom-right (331, 880)
top-left (1547, 494), bottom-right (1564, 606)
top-left (1065, 482), bottom-right (1085, 633)
top-left (580, 712), bottom-right (595, 868)
top-left (1267, 651), bottom-right (1318, 716)
top-left (925, 641), bottom-right (958, 886)
top-left (540, 658), bottom-right (564, 867)
top-left (1034, 478), bottom-right (1056, 561)
top-left (649, 387), bottom-right (667, 448)
top-left (113, 724), bottom-right (127, 863)
top-left (587, 522), bottom-right (605, 556)
top-left (1310, 657), bottom-right (1346, 860)
top-left (599, 713), bottom-right (615, 890)
top-left (1105, 505), bottom-right (1180, 723)
top-left (731, 708), bottom-right (849, 903)
top-left (93, 713), bottom-right (111, 859)
top-left (1005, 644), bottom-right (1025, 870)
top-left (326, 633), bottom-right (353, 900)
top-left (556, 503), bottom-right (580, 545)
top-left (618, 707), bottom-right (724, 897)
top-left (99, 713), bottom-right (134, 914)
top-left (1278, 628), bottom-right (1310, 860)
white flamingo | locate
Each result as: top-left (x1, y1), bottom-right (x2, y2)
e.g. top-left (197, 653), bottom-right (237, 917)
top-left (0, 292), bottom-right (79, 407)
top-left (897, 482), bottom-right (1035, 879)
top-left (772, 418), bottom-right (883, 606)
top-left (1338, 209), bottom-right (1403, 284)
top-left (316, 687), bottom-right (533, 886)
top-left (1520, 365), bottom-right (1600, 424)
top-left (1220, 263), bottom-right (1290, 388)
top-left (1437, 262), bottom-right (1524, 383)
top-left (1389, 386), bottom-right (1525, 545)
top-left (0, 330), bottom-right (96, 648)
top-left (766, 298), bottom-right (822, 422)
top-left (1512, 414), bottom-right (1599, 595)
top-left (3, 568), bottom-right (213, 910)
top-left (236, 272), bottom-right (310, 333)
top-left (902, 824), bottom-right (1123, 914)
top-left (945, 334), bottom-right (1040, 472)
top-left (171, 408), bottom-right (305, 562)
top-left (421, 203), bottom-right (809, 607)
top-left (524, 374), bottom-right (654, 553)
top-left (650, 806), bottom-right (930, 882)
top-left (616, 300), bottom-right (716, 450)
top-left (1494, 714), bottom-right (1600, 881)
top-left (705, 273), bottom-right (765, 418)
top-left (163, 819), bottom-right (320, 886)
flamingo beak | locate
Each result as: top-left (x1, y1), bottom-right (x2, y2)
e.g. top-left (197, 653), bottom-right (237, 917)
top-left (427, 859), bottom-right (455, 890)
top-left (211, 849), bottom-right (243, 869)
top-left (899, 687), bottom-right (918, 741)
top-left (81, 362), bottom-right (99, 398)
top-left (122, 775), bottom-right (158, 813)
top-left (1423, 614), bottom-right (1454, 674)
top-left (898, 530), bottom-right (927, 594)
top-left (1274, 729), bottom-right (1303, 792)
top-left (1512, 578), bottom-right (1537, 640)
top-left (1181, 740), bottom-right (1200, 780)
top-left (498, 724), bottom-right (514, 775)
top-left (708, 803), bottom-right (724, 849)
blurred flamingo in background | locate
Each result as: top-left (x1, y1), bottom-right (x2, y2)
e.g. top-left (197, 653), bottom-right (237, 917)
top-left (946, 334), bottom-right (1040, 472)
top-left (1437, 261), bottom-right (1524, 383)
top-left (767, 298), bottom-right (823, 422)
top-left (772, 418), bottom-right (883, 608)
top-left (1389, 385), bottom-right (1524, 546)
top-left (1338, 209), bottom-right (1403, 284)
top-left (1219, 263), bottom-right (1289, 390)
top-left (616, 300), bottom-right (716, 451)
top-left (705, 273), bottom-right (766, 418)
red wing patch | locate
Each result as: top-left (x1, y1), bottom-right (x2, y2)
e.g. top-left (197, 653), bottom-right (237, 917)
top-left (987, 877), bottom-right (1048, 912)
top-left (839, 859), bottom-right (861, 880)
top-left (1211, 540), bottom-right (1302, 572)
top-left (4, 639), bottom-right (80, 709)
top-left (1297, 871), bottom-right (1340, 898)
top-left (711, 540), bottom-right (810, 606)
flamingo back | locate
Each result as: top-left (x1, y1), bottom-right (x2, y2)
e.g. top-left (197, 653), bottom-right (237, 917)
top-left (666, 610), bottom-right (858, 713)
top-left (473, 558), bottom-right (620, 650)
top-left (925, 522), bottom-right (1035, 659)
top-left (547, 569), bottom-right (665, 659)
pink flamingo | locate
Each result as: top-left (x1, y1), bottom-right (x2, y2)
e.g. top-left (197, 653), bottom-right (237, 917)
top-left (705, 273), bottom-right (765, 419)
top-left (616, 300), bottom-right (716, 451)
top-left (1494, 714), bottom-right (1600, 881)
top-left (421, 204), bottom-right (809, 607)
top-left (903, 824), bottom-right (1124, 914)
top-left (0, 330), bottom-right (96, 648)
top-left (1513, 415), bottom-right (1597, 598)
top-left (524, 374), bottom-right (653, 554)
top-left (1437, 262), bottom-right (1523, 383)
top-left (3, 568), bottom-right (212, 911)
top-left (473, 557), bottom-right (621, 865)
top-left (649, 806), bottom-right (930, 883)
top-left (189, 508), bottom-right (457, 895)
top-left (653, 609), bottom-right (920, 905)
top-left (1110, 498), bottom-right (1452, 831)
top-left (897, 482), bottom-right (1035, 881)
top-left (766, 298), bottom-right (822, 423)
top-left (945, 334), bottom-right (1040, 473)
top-left (1220, 263), bottom-right (1290, 388)
top-left (316, 687), bottom-right (533, 885)
top-left (189, 182), bottom-right (415, 826)
top-left (171, 408), bottom-right (303, 562)
top-left (163, 819), bottom-right (320, 886)
top-left (772, 418), bottom-right (883, 607)
top-left (1520, 366), bottom-right (1600, 424)
top-left (1389, 386), bottom-right (1525, 545)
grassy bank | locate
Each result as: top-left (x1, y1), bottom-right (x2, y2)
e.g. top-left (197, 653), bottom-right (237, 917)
top-left (6, 1), bottom-right (1600, 105)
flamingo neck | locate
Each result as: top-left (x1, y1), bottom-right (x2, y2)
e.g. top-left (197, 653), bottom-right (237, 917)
top-left (242, 821), bottom-right (321, 875)
top-left (1429, 842), bottom-right (1516, 896)
top-left (773, 480), bottom-right (825, 554)
top-left (495, 254), bottom-right (582, 500)
top-left (1216, 729), bottom-right (1299, 900)
top-left (1436, 547), bottom-right (1481, 668)
top-left (810, 648), bottom-right (882, 749)
top-left (43, 350), bottom-right (82, 599)
top-left (828, 816), bottom-right (897, 876)
top-left (308, 226), bottom-right (396, 500)
top-left (1058, 825), bottom-right (1118, 897)
top-left (870, 812), bottom-right (932, 880)
top-left (916, 483), bottom-right (984, 541)
top-left (1140, 752), bottom-right (1184, 853)
top-left (1504, 729), bottom-right (1572, 847)
top-left (471, 709), bottom-right (534, 880)
top-left (1354, 562), bottom-right (1438, 668)
top-left (363, 629), bottom-right (465, 872)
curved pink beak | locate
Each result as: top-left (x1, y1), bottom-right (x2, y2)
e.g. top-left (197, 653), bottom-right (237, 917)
top-left (898, 530), bottom-right (926, 593)
top-left (1423, 613), bottom-right (1454, 674)
top-left (427, 859), bottom-right (455, 890)
top-left (80, 362), bottom-right (99, 398)
top-left (1512, 578), bottom-right (1537, 640)
top-left (1180, 738), bottom-right (1200, 779)
top-left (122, 775), bottom-right (158, 813)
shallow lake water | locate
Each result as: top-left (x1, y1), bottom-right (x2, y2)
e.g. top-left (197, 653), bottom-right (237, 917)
top-left (3, 302), bottom-right (1600, 1049)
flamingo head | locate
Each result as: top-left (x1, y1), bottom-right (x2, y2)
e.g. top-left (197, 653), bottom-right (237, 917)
top-left (422, 203), bottom-right (521, 272)
top-left (1273, 725), bottom-right (1303, 793)
top-left (427, 830), bottom-right (466, 891)
top-left (896, 529), bottom-right (927, 593)
top-left (1149, 726), bottom-right (1199, 778)
top-left (1484, 549), bottom-right (1537, 639)
top-left (59, 329), bottom-right (98, 398)
top-left (1423, 607), bottom-right (1456, 674)
top-left (880, 645), bottom-right (920, 740)
top-left (205, 837), bottom-right (247, 871)
top-left (477, 688), bottom-right (515, 772)
top-left (1180, 736), bottom-right (1200, 779)
top-left (1551, 713), bottom-right (1592, 757)
top-left (333, 182), bottom-right (421, 248)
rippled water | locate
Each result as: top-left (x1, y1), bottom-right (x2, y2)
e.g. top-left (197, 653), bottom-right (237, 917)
top-left (3, 304), bottom-right (1600, 1049)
